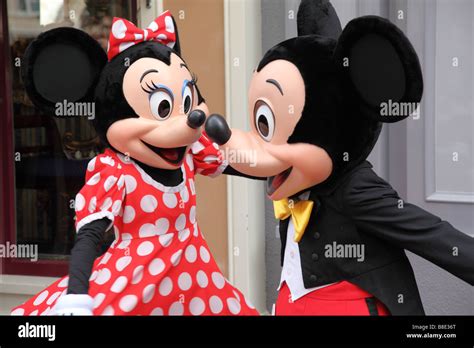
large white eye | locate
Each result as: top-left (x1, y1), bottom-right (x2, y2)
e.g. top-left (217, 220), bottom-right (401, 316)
top-left (149, 90), bottom-right (173, 120)
top-left (182, 83), bottom-right (194, 115)
top-left (254, 100), bottom-right (275, 142)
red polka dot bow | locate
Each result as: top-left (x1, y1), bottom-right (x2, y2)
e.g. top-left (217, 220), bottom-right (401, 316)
top-left (107, 10), bottom-right (176, 61)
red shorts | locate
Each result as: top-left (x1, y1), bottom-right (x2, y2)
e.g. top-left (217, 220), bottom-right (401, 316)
top-left (275, 281), bottom-right (390, 316)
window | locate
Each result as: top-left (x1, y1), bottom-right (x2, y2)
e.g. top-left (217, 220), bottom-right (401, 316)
top-left (1, 0), bottom-right (136, 277)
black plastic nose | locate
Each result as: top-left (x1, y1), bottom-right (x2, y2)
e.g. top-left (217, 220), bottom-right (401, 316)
top-left (205, 114), bottom-right (232, 145)
top-left (187, 110), bottom-right (206, 129)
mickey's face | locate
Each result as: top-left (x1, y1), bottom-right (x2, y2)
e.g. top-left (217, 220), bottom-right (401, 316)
top-left (107, 53), bottom-right (207, 169)
top-left (225, 59), bottom-right (333, 200)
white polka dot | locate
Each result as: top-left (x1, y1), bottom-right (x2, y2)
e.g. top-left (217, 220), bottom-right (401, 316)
top-left (189, 178), bottom-right (196, 195)
top-left (150, 307), bottom-right (163, 315)
top-left (93, 293), bottom-right (106, 309)
top-left (131, 265), bottom-right (144, 284)
top-left (165, 16), bottom-right (175, 33)
top-left (142, 284), bottom-right (156, 304)
top-left (196, 270), bottom-right (208, 288)
top-left (157, 33), bottom-right (167, 40)
top-left (186, 154), bottom-right (194, 171)
top-left (75, 194), bottom-right (85, 211)
top-left (102, 305), bottom-right (115, 315)
top-left (170, 249), bottom-right (183, 266)
top-left (87, 157), bottom-right (96, 172)
top-left (112, 19), bottom-right (127, 39)
top-left (95, 268), bottom-right (112, 285)
top-left (158, 233), bottom-right (173, 247)
top-left (139, 223), bottom-right (158, 238)
top-left (87, 172), bottom-right (101, 186)
top-left (156, 218), bottom-right (169, 234)
top-left (99, 252), bottom-right (112, 265)
top-left (175, 213), bottom-right (186, 231)
top-left (168, 301), bottom-right (184, 316)
top-left (33, 290), bottom-right (49, 306)
top-left (148, 258), bottom-right (165, 276)
top-left (100, 156), bottom-right (115, 167)
top-left (189, 206), bottom-right (196, 223)
top-left (110, 277), bottom-right (127, 294)
top-left (233, 290), bottom-right (241, 302)
top-left (159, 277), bottom-right (173, 296)
top-left (115, 256), bottom-right (132, 272)
top-left (134, 33), bottom-right (143, 40)
top-left (193, 224), bottom-right (199, 237)
top-left (47, 291), bottom-right (62, 306)
top-left (30, 310), bottom-right (39, 316)
top-left (178, 228), bottom-right (190, 242)
top-left (119, 41), bottom-right (135, 53)
top-left (112, 200), bottom-right (122, 215)
top-left (200, 246), bottom-right (210, 263)
top-left (89, 270), bottom-right (98, 281)
top-left (180, 187), bottom-right (189, 203)
top-left (148, 20), bottom-right (159, 32)
top-left (137, 241), bottom-right (154, 256)
top-left (191, 141), bottom-right (205, 153)
top-left (163, 193), bottom-right (177, 208)
top-left (227, 297), bottom-right (241, 314)
top-left (189, 297), bottom-right (205, 315)
top-left (185, 245), bottom-right (197, 263)
top-left (104, 176), bottom-right (118, 192)
top-left (119, 295), bottom-right (138, 313)
top-left (178, 272), bottom-right (192, 291)
top-left (58, 277), bottom-right (69, 288)
top-left (123, 206), bottom-right (135, 224)
top-left (88, 197), bottom-right (97, 213)
top-left (117, 239), bottom-right (131, 249)
top-left (140, 195), bottom-right (158, 212)
top-left (124, 175), bottom-right (137, 193)
top-left (212, 272), bottom-right (225, 289)
top-left (209, 296), bottom-right (223, 314)
top-left (11, 308), bottom-right (25, 315)
top-left (100, 197), bottom-right (113, 211)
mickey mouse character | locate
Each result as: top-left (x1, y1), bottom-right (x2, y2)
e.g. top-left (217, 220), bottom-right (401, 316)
top-left (11, 12), bottom-right (258, 316)
top-left (205, 0), bottom-right (474, 315)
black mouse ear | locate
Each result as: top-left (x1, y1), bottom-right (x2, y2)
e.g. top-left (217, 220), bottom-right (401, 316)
top-left (171, 15), bottom-right (181, 55)
top-left (334, 16), bottom-right (423, 123)
top-left (297, 0), bottom-right (342, 40)
top-left (22, 27), bottom-right (107, 115)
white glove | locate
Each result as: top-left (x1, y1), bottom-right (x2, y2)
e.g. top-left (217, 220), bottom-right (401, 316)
top-left (52, 294), bottom-right (94, 315)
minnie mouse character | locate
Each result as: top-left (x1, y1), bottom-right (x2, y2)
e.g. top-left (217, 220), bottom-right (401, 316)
top-left (11, 11), bottom-right (258, 316)
top-left (205, 0), bottom-right (474, 315)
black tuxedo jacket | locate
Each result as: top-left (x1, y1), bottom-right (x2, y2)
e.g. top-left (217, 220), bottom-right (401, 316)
top-left (279, 161), bottom-right (474, 315)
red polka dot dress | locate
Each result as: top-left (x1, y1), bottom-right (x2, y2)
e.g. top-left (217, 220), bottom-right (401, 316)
top-left (11, 134), bottom-right (259, 316)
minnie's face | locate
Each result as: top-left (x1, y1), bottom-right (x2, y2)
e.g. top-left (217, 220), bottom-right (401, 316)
top-left (226, 59), bottom-right (332, 200)
top-left (107, 53), bottom-right (207, 169)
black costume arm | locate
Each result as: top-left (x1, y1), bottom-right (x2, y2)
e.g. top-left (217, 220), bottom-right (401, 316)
top-left (67, 218), bottom-right (111, 295)
top-left (340, 168), bottom-right (474, 285)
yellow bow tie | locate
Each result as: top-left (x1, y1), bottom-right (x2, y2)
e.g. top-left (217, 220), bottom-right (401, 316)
top-left (273, 198), bottom-right (314, 243)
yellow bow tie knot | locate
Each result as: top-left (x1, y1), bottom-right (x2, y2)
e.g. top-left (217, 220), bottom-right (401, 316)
top-left (273, 198), bottom-right (314, 243)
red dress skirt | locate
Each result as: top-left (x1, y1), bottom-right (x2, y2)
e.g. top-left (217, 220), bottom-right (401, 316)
top-left (11, 135), bottom-right (258, 316)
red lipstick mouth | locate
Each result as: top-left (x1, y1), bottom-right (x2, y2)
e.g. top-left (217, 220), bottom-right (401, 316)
top-left (267, 167), bottom-right (292, 196)
top-left (142, 141), bottom-right (187, 165)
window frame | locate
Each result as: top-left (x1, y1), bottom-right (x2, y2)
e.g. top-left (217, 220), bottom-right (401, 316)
top-left (0, 0), bottom-right (137, 278)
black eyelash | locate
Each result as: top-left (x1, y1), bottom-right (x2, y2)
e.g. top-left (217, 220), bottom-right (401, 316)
top-left (141, 79), bottom-right (160, 94)
top-left (191, 72), bottom-right (198, 86)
